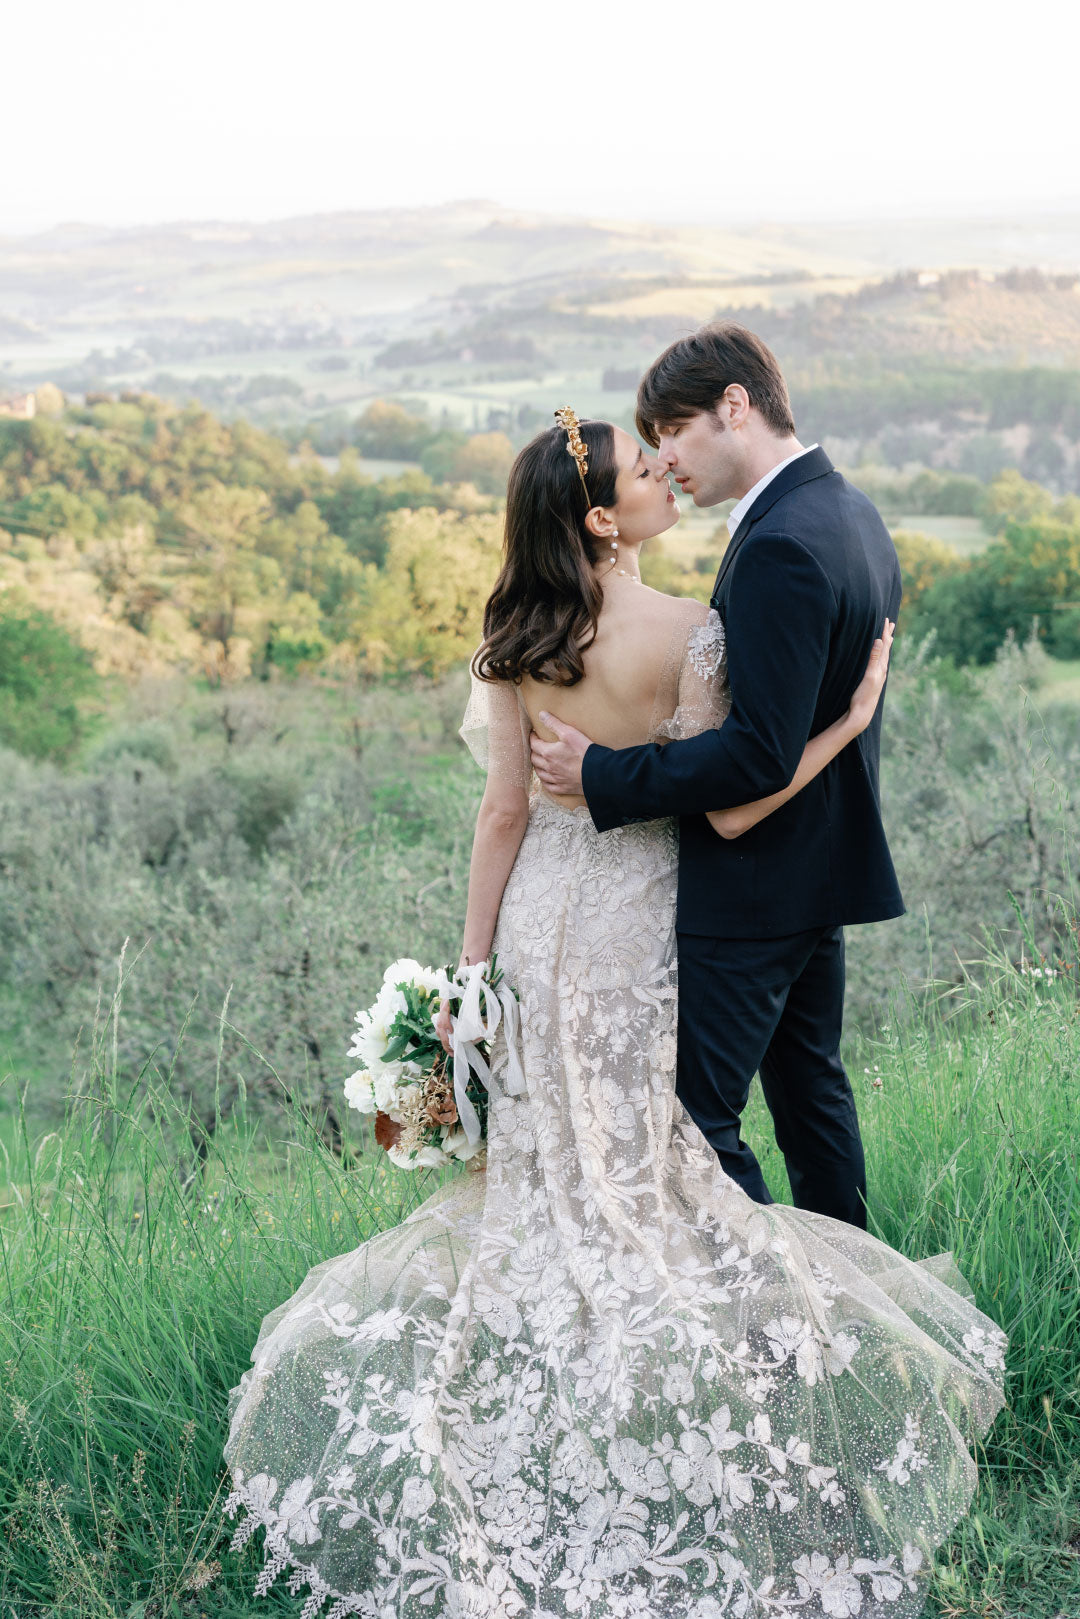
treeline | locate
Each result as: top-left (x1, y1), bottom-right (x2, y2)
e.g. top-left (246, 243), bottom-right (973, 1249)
top-left (895, 471), bottom-right (1080, 663)
top-left (0, 395), bottom-right (506, 698)
top-left (5, 392), bottom-right (1080, 770)
top-left (796, 363), bottom-right (1080, 439)
top-left (288, 399), bottom-right (520, 492)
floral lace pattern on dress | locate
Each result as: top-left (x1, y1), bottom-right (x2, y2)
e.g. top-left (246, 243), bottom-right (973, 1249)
top-left (222, 621), bottom-right (1007, 1619)
top-left (687, 607), bottom-right (727, 681)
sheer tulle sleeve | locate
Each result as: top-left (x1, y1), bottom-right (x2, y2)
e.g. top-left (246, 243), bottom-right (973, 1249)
top-left (649, 605), bottom-right (732, 743)
top-left (459, 669), bottom-right (534, 793)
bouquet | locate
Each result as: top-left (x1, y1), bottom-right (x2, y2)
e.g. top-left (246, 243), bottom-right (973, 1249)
top-left (344, 956), bottom-right (522, 1171)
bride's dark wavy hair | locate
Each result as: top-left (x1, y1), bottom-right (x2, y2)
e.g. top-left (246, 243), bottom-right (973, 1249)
top-left (474, 419), bottom-right (617, 687)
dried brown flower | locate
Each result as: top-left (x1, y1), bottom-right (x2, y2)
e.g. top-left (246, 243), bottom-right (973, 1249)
top-left (374, 1111), bottom-right (402, 1149)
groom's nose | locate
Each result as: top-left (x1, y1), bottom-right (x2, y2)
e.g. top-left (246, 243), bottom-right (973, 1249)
top-left (656, 437), bottom-right (677, 470)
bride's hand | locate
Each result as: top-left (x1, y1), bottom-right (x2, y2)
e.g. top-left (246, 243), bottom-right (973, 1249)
top-left (847, 618), bottom-right (895, 733)
top-left (435, 999), bottom-right (453, 1054)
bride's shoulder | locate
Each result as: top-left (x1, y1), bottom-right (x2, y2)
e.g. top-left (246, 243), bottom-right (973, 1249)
top-left (646, 590), bottom-right (710, 629)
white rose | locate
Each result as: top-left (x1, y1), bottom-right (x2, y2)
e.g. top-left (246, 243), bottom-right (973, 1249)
top-left (343, 1069), bottom-right (377, 1114)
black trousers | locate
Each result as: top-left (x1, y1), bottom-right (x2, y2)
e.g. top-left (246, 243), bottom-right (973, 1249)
top-left (675, 925), bottom-right (867, 1229)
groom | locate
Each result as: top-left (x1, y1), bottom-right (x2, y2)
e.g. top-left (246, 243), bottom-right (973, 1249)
top-left (531, 323), bottom-right (903, 1230)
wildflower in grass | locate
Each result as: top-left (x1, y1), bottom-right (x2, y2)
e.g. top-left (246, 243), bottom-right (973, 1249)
top-left (184, 1559), bottom-right (221, 1590)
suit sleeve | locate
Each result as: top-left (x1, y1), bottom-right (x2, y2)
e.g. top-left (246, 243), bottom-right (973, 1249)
top-left (583, 533), bottom-right (836, 830)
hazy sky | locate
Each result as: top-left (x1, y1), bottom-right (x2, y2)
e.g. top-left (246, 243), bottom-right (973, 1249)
top-left (4, 0), bottom-right (1077, 233)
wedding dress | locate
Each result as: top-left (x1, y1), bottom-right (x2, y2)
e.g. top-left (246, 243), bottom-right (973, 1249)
top-left (222, 607), bottom-right (1007, 1619)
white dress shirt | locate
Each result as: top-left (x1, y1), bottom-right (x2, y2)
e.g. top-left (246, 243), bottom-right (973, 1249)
top-left (726, 445), bottom-right (820, 536)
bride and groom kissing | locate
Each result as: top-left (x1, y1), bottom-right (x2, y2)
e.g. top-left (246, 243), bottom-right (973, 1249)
top-left (222, 324), bottom-right (1007, 1619)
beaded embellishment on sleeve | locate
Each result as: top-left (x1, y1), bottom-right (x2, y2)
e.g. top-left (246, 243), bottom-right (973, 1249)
top-left (687, 607), bottom-right (726, 680)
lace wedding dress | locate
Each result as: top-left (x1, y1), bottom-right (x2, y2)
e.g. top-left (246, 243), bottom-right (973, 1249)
top-left (222, 605), bottom-right (1007, 1619)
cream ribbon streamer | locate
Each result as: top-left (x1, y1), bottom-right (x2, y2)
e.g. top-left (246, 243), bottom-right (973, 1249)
top-left (437, 961), bottom-right (526, 1143)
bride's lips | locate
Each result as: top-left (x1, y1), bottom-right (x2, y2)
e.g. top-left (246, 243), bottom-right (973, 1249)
top-left (666, 489), bottom-right (675, 503)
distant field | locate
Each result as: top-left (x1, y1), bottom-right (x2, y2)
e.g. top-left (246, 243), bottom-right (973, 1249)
top-left (1036, 656), bottom-right (1080, 705)
top-left (584, 275), bottom-right (871, 322)
top-left (886, 514), bottom-right (990, 554)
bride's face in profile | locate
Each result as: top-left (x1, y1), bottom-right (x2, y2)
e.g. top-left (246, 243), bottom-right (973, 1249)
top-left (598, 425), bottom-right (681, 546)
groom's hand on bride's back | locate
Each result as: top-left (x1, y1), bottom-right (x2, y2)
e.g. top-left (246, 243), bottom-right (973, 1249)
top-left (530, 713), bottom-right (593, 797)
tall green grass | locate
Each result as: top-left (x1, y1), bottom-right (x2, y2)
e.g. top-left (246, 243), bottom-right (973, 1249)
top-left (2, 939), bottom-right (1078, 1617)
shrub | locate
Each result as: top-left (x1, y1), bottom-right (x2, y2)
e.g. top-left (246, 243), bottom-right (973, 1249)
top-left (0, 601), bottom-right (100, 760)
top-left (914, 518), bottom-right (1080, 664)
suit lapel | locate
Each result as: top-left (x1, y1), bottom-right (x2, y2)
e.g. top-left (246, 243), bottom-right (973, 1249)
top-left (709, 446), bottom-right (835, 609)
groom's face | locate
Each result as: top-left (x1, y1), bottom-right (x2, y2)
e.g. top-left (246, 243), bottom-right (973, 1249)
top-left (654, 407), bottom-right (743, 507)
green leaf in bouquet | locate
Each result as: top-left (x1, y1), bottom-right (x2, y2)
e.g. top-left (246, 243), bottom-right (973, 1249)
top-left (401, 1017), bottom-right (436, 1040)
top-left (381, 1032), bottom-right (415, 1063)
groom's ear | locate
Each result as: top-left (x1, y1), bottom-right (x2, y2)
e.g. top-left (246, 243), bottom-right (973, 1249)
top-left (721, 384), bottom-right (751, 431)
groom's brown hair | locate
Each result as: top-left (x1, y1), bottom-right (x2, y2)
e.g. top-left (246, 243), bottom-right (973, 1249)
top-left (636, 322), bottom-right (796, 444)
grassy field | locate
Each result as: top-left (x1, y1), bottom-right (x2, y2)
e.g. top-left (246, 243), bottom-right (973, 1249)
top-left (1, 931), bottom-right (1078, 1617)
top-left (886, 514), bottom-right (991, 555)
top-left (1035, 657), bottom-right (1080, 707)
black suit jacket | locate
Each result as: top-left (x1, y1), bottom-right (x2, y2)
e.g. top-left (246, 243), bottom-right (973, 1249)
top-left (582, 447), bottom-right (905, 938)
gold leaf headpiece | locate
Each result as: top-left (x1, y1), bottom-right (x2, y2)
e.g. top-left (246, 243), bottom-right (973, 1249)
top-left (554, 406), bottom-right (591, 504)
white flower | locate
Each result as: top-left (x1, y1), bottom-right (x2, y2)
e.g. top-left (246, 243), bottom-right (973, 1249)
top-left (387, 1141), bottom-right (448, 1170)
top-left (823, 1331), bottom-right (860, 1376)
top-left (661, 1364), bottom-right (695, 1406)
top-left (607, 1438), bottom-right (670, 1502)
top-left (721, 1462), bottom-right (755, 1514)
top-left (325, 1300), bottom-right (358, 1333)
top-left (277, 1475), bottom-right (321, 1545)
top-left (242, 1472), bottom-right (278, 1513)
top-left (325, 1463), bottom-right (356, 1493)
top-left (607, 1250), bottom-right (657, 1293)
top-left (479, 1480), bottom-right (547, 1544)
top-left (962, 1325), bottom-right (1007, 1371)
top-left (795, 1551), bottom-right (865, 1611)
top-left (902, 1542), bottom-right (924, 1586)
top-left (764, 1315), bottom-right (811, 1363)
top-left (349, 1306), bottom-right (409, 1343)
top-left (343, 1068), bottom-right (376, 1114)
top-left (794, 1551), bottom-right (832, 1597)
top-left (383, 957), bottom-right (442, 995)
top-left (443, 1126), bottom-right (484, 1161)
top-left (552, 1432), bottom-right (609, 1502)
top-left (795, 1335), bottom-right (827, 1386)
top-left (821, 1564), bottom-right (863, 1616)
top-left (400, 1476), bottom-right (437, 1519)
top-left (868, 1569), bottom-right (903, 1601)
top-left (347, 1008), bottom-right (393, 1072)
top-left (874, 1415), bottom-right (929, 1485)
top-left (670, 1430), bottom-right (726, 1507)
top-left (372, 1065), bottom-right (408, 1115)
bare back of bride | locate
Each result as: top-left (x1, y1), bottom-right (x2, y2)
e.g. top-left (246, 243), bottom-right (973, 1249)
top-left (222, 416), bottom-right (1006, 1619)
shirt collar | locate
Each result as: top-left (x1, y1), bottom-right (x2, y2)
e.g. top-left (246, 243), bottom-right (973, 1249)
top-left (727, 444), bottom-right (820, 535)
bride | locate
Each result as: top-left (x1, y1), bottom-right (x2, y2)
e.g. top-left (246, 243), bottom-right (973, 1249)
top-left (222, 415), bottom-right (1007, 1619)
